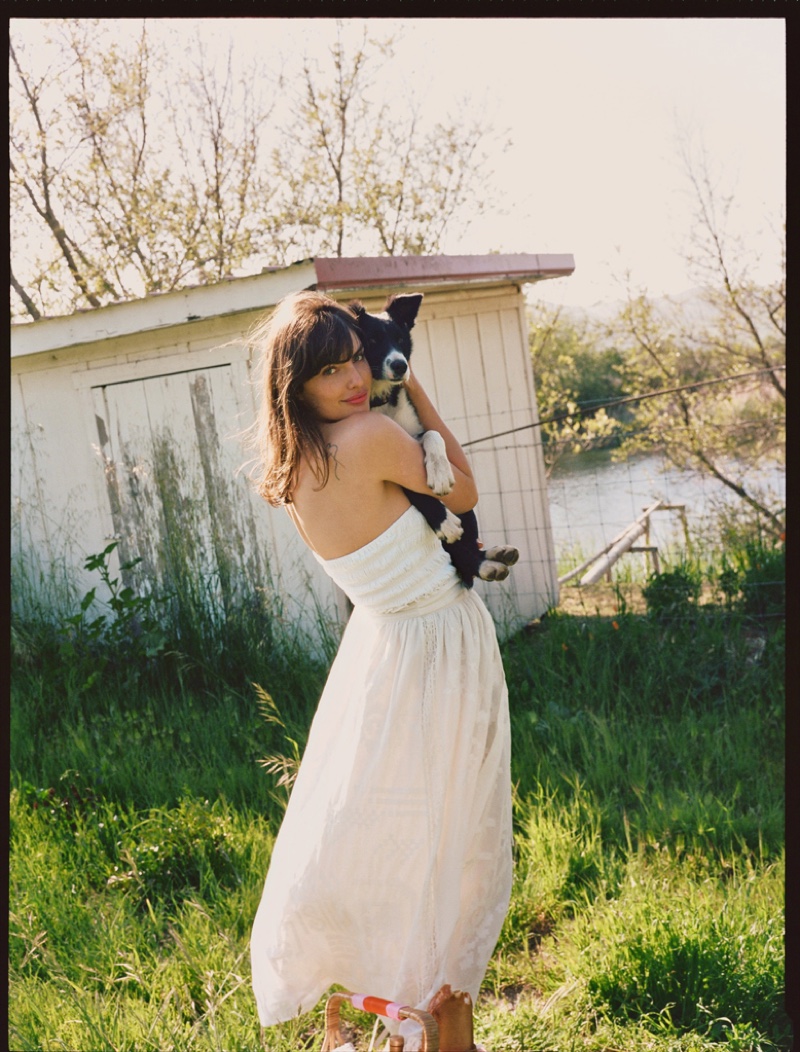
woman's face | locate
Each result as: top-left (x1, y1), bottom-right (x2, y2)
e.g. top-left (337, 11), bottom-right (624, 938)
top-left (300, 331), bottom-right (372, 423)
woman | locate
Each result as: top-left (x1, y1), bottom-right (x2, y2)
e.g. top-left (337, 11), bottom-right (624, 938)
top-left (248, 291), bottom-right (512, 1047)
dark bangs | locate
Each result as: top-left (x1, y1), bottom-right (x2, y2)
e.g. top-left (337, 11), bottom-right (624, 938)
top-left (293, 305), bottom-right (360, 388)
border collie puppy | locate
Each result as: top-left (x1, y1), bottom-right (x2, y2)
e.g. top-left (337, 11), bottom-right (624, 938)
top-left (350, 293), bottom-right (519, 589)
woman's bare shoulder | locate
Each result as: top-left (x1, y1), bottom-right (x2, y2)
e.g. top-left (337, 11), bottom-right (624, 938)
top-left (323, 413), bottom-right (422, 488)
top-left (327, 411), bottom-right (404, 448)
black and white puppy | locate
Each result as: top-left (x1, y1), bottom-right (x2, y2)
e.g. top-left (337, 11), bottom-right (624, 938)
top-left (350, 293), bottom-right (519, 588)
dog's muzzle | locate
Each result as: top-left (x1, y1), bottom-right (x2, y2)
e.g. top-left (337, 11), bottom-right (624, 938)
top-left (383, 351), bottom-right (410, 382)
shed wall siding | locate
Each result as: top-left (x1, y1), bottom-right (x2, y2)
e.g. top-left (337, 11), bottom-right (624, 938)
top-left (13, 365), bottom-right (112, 580)
top-left (89, 360), bottom-right (341, 636)
top-left (408, 294), bottom-right (558, 630)
top-left (12, 309), bottom-right (346, 640)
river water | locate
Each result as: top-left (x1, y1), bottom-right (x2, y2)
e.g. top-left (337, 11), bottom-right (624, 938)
top-left (546, 449), bottom-right (785, 569)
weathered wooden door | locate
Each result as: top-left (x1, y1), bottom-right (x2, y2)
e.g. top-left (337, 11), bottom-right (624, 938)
top-left (90, 359), bottom-right (333, 633)
top-left (92, 363), bottom-right (256, 605)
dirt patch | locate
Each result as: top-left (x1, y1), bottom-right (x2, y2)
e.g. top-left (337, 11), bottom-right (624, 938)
top-left (554, 580), bottom-right (723, 619)
top-left (555, 581), bottom-right (647, 617)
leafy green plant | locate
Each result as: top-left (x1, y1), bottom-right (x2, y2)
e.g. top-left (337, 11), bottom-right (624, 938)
top-left (642, 564), bottom-right (702, 620)
top-left (716, 558), bottom-right (742, 610)
top-left (710, 538), bottom-right (784, 617)
top-left (58, 541), bottom-right (169, 690)
top-left (738, 540), bottom-right (785, 617)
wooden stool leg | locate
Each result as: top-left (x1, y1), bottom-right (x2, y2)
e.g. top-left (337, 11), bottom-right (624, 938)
top-left (429, 986), bottom-right (476, 1051)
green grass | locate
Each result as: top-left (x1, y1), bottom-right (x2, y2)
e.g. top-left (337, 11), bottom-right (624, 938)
top-left (8, 538), bottom-right (789, 1051)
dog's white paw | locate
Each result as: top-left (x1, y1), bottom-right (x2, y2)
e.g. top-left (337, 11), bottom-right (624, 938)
top-left (436, 509), bottom-right (464, 544)
top-left (427, 461), bottom-right (455, 497)
top-left (484, 545), bottom-right (519, 567)
top-left (478, 559), bottom-right (510, 581)
top-left (421, 430), bottom-right (455, 496)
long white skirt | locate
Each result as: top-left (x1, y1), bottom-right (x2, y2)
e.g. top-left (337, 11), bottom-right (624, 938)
top-left (250, 507), bottom-right (513, 1040)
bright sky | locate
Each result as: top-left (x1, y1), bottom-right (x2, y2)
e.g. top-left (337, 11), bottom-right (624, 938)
top-left (13, 16), bottom-right (786, 311)
top-left (214, 16), bottom-right (787, 309)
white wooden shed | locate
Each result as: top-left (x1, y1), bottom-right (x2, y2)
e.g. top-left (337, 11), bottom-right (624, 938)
top-left (11, 253), bottom-right (574, 643)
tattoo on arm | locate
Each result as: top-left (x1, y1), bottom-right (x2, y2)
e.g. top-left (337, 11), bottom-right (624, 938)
top-left (326, 442), bottom-right (341, 480)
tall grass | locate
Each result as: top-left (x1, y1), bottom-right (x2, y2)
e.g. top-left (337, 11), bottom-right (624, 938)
top-left (9, 530), bottom-right (789, 1051)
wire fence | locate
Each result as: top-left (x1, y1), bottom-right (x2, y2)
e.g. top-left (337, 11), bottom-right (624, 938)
top-left (542, 445), bottom-right (785, 622)
top-left (461, 365), bottom-right (786, 450)
top-left (459, 363), bottom-right (786, 617)
top-left (549, 452), bottom-right (782, 562)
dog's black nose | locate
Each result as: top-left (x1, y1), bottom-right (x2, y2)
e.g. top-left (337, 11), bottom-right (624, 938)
top-left (390, 359), bottom-right (408, 378)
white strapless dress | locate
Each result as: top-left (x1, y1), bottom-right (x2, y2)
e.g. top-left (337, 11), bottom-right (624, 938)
top-left (250, 505), bottom-right (513, 1042)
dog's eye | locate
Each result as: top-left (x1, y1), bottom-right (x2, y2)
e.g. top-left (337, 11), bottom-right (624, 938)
top-left (353, 350), bottom-right (365, 362)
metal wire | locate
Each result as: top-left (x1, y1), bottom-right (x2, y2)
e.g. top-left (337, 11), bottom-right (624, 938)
top-left (461, 366), bottom-right (786, 448)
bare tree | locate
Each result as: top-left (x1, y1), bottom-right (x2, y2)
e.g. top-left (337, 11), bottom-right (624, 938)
top-left (10, 31), bottom-right (107, 312)
top-left (161, 32), bottom-right (277, 286)
top-left (11, 19), bottom-right (503, 321)
top-left (10, 20), bottom-right (278, 319)
top-left (263, 22), bottom-right (504, 262)
top-left (608, 138), bottom-right (785, 534)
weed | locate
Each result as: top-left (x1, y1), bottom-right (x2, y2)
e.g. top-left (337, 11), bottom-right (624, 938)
top-left (60, 541), bottom-right (170, 689)
top-left (254, 684), bottom-right (304, 811)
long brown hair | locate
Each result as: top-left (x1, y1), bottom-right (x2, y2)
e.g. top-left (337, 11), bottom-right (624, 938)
top-left (248, 291), bottom-right (362, 506)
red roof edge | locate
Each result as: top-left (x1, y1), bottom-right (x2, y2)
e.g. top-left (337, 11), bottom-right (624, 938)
top-left (312, 253), bottom-right (574, 291)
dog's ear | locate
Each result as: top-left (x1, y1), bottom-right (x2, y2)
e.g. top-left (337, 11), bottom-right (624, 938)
top-left (385, 293), bottom-right (423, 330)
top-left (348, 300), bottom-right (366, 321)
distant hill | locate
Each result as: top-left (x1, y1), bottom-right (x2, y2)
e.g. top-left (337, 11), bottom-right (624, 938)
top-left (528, 287), bottom-right (726, 340)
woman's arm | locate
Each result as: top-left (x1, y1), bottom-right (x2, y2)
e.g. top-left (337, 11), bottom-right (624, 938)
top-left (339, 412), bottom-right (478, 514)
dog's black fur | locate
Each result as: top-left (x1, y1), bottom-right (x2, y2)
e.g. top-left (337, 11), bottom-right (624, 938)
top-left (350, 293), bottom-right (518, 589)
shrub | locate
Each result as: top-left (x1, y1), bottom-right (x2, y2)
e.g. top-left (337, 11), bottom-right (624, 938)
top-left (27, 542), bottom-right (171, 694)
top-left (738, 541), bottom-right (785, 617)
top-left (642, 564), bottom-right (702, 620)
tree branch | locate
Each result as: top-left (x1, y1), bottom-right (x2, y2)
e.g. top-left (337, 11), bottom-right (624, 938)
top-left (10, 266), bottom-right (41, 320)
